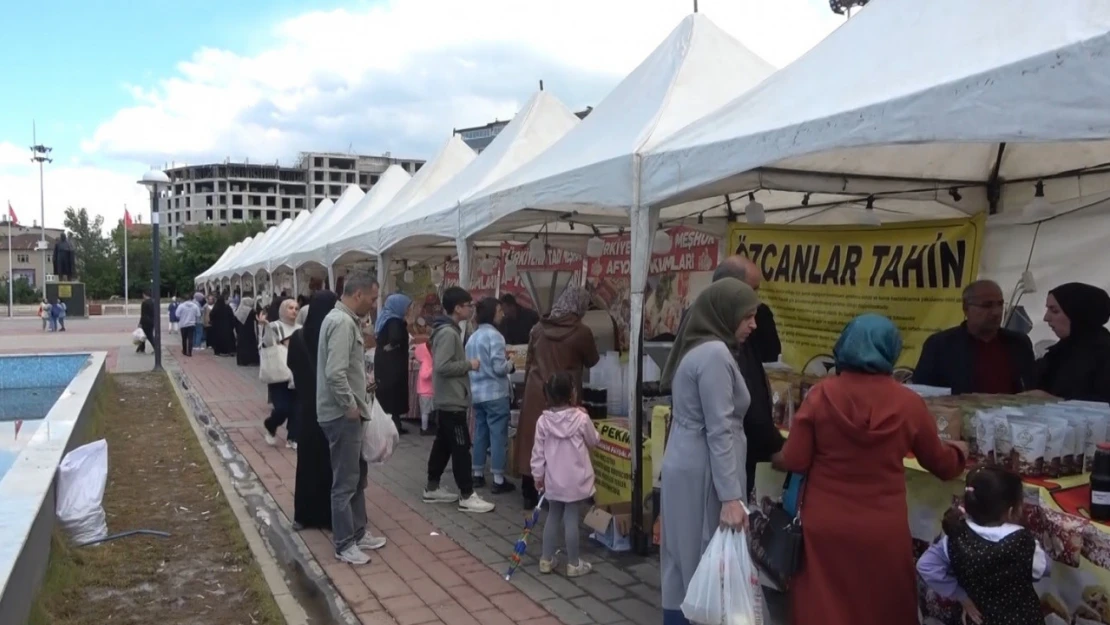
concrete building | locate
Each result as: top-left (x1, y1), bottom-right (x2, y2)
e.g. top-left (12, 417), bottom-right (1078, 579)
top-left (163, 151), bottom-right (424, 245)
top-left (0, 224), bottom-right (64, 287)
top-left (455, 106), bottom-right (594, 153)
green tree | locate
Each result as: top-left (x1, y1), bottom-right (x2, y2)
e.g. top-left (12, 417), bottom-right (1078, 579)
top-left (110, 221), bottom-right (154, 299)
top-left (0, 277), bottom-right (40, 304)
top-left (63, 207), bottom-right (117, 299)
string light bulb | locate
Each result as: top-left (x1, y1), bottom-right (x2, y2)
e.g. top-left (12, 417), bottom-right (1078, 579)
top-left (745, 192), bottom-right (766, 224)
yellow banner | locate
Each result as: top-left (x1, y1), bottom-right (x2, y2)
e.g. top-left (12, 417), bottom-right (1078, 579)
top-left (727, 215), bottom-right (986, 378)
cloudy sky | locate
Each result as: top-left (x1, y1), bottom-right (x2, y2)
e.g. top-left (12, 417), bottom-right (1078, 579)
top-left (0, 0), bottom-right (845, 231)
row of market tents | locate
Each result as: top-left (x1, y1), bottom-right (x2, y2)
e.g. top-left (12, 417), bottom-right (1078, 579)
top-left (197, 0), bottom-right (1110, 351)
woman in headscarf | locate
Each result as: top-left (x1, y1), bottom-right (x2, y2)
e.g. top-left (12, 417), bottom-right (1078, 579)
top-left (1037, 282), bottom-right (1110, 401)
top-left (659, 279), bottom-right (763, 625)
top-left (287, 290), bottom-right (337, 530)
top-left (375, 293), bottom-right (414, 435)
top-left (260, 296), bottom-right (300, 448)
top-left (771, 313), bottom-right (967, 625)
top-left (208, 294), bottom-right (236, 356)
top-left (234, 297), bottom-right (260, 367)
top-left (517, 286), bottom-right (600, 508)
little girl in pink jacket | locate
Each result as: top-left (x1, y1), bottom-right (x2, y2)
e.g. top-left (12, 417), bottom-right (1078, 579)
top-left (531, 372), bottom-right (600, 578)
top-left (414, 341), bottom-right (435, 435)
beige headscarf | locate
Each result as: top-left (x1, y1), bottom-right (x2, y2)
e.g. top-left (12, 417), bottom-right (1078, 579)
top-left (660, 278), bottom-right (760, 390)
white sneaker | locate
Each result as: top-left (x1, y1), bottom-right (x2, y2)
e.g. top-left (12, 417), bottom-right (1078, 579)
top-left (458, 493), bottom-right (495, 514)
top-left (286, 440), bottom-right (298, 450)
top-left (335, 544), bottom-right (370, 565)
top-left (264, 432), bottom-right (277, 446)
top-left (357, 534), bottom-right (387, 551)
top-left (422, 488), bottom-right (459, 504)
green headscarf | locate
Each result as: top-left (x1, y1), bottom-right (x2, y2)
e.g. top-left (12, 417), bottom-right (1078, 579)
top-left (833, 313), bottom-right (902, 374)
top-left (660, 278), bottom-right (760, 390)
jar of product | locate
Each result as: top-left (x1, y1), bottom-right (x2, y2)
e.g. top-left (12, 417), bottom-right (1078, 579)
top-left (1091, 442), bottom-right (1110, 522)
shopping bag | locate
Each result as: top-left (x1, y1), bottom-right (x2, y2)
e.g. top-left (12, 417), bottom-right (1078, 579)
top-left (362, 399), bottom-right (399, 464)
top-left (681, 527), bottom-right (764, 625)
top-left (259, 344), bottom-right (291, 384)
top-left (749, 472), bottom-right (805, 588)
top-left (56, 440), bottom-right (110, 545)
top-left (131, 328), bottom-right (146, 346)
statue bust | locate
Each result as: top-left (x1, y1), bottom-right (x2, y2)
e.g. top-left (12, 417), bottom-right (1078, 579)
top-left (52, 233), bottom-right (77, 280)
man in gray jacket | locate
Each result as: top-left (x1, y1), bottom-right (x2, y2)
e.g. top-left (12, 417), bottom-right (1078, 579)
top-left (422, 286), bottom-right (495, 513)
top-left (317, 274), bottom-right (384, 565)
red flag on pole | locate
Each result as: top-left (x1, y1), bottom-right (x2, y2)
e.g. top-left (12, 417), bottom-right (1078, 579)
top-left (124, 208), bottom-right (135, 231)
top-left (6, 201), bottom-right (16, 225)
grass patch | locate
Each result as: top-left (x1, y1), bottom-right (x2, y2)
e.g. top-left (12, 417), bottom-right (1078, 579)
top-left (27, 373), bottom-right (284, 625)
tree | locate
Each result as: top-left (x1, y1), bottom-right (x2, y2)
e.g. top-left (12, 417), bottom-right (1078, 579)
top-left (110, 221), bottom-right (153, 300)
top-left (63, 207), bottom-right (117, 299)
top-left (0, 277), bottom-right (40, 305)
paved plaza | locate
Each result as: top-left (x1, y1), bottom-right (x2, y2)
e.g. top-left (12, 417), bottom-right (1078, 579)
top-left (1, 316), bottom-right (665, 624)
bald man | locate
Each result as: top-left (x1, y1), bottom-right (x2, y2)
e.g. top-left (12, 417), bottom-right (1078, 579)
top-left (712, 256), bottom-right (781, 364)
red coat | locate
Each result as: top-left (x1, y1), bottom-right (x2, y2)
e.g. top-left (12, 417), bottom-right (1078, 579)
top-left (779, 372), bottom-right (965, 625)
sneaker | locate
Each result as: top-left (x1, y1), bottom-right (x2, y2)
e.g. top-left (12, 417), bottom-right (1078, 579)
top-left (422, 488), bottom-right (459, 504)
top-left (491, 480), bottom-right (516, 495)
top-left (286, 440), bottom-right (298, 450)
top-left (420, 427), bottom-right (435, 437)
top-left (472, 476), bottom-right (486, 489)
top-left (357, 534), bottom-right (387, 551)
top-left (538, 558), bottom-right (555, 575)
top-left (335, 544), bottom-right (371, 565)
top-left (566, 560), bottom-right (592, 578)
top-left (458, 493), bottom-right (495, 514)
top-left (264, 431), bottom-right (277, 446)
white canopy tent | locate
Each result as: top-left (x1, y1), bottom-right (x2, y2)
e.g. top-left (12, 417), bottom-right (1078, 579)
top-left (374, 90), bottom-right (581, 270)
top-left (235, 218), bottom-right (294, 277)
top-left (263, 186), bottom-right (364, 278)
top-left (329, 135), bottom-right (477, 268)
top-left (201, 238), bottom-right (252, 288)
top-left (196, 244), bottom-right (235, 285)
top-left (205, 198), bottom-right (332, 283)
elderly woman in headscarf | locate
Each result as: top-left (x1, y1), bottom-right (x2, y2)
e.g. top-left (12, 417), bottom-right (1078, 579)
top-left (234, 297), bottom-right (260, 367)
top-left (1037, 282), bottom-right (1110, 402)
top-left (375, 293), bottom-right (414, 436)
top-left (659, 278), bottom-right (763, 625)
top-left (288, 290), bottom-right (338, 530)
top-left (771, 313), bottom-right (967, 625)
top-left (516, 286), bottom-right (600, 508)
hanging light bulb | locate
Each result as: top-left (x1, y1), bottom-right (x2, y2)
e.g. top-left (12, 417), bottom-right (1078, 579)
top-left (860, 196), bottom-right (882, 226)
top-left (403, 263), bottom-right (414, 283)
top-left (745, 192), bottom-right (766, 224)
top-left (479, 256), bottom-right (496, 274)
top-left (1022, 181), bottom-right (1053, 220)
top-left (430, 266), bottom-right (444, 286)
top-left (528, 236), bottom-right (545, 263)
top-left (504, 260), bottom-right (518, 279)
top-left (586, 234), bottom-right (604, 258)
top-left (652, 228), bottom-right (672, 254)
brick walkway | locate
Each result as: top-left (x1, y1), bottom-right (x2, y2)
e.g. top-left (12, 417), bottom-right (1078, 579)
top-left (171, 347), bottom-right (664, 625)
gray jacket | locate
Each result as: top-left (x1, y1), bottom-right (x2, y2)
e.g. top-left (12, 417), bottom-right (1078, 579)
top-left (316, 301), bottom-right (369, 423)
top-left (431, 315), bottom-right (472, 412)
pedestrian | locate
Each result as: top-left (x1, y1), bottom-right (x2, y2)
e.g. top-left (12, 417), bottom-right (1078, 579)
top-left (176, 294), bottom-right (200, 356)
top-left (374, 293), bottom-right (414, 436)
top-left (168, 296), bottom-right (179, 335)
top-left (138, 290), bottom-right (156, 354)
top-left (39, 299), bottom-right (49, 332)
top-left (531, 372), bottom-right (599, 577)
top-left (54, 299), bottom-right (67, 332)
top-left (423, 286), bottom-right (495, 513)
top-left (466, 297), bottom-right (516, 493)
top-left (261, 296), bottom-right (300, 449)
top-left (317, 274), bottom-right (386, 565)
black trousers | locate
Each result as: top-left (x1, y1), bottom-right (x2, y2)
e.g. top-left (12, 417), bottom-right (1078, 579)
top-left (137, 324), bottom-right (155, 353)
top-left (264, 382), bottom-right (299, 441)
top-left (427, 409), bottom-right (473, 497)
top-left (180, 326), bottom-right (194, 356)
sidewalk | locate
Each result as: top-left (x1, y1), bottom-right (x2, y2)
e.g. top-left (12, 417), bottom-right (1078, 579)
top-left (171, 347), bottom-right (664, 625)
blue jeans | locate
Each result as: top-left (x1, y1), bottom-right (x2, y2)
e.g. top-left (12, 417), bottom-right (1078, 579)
top-left (471, 397), bottom-right (510, 477)
top-left (194, 324), bottom-right (205, 347)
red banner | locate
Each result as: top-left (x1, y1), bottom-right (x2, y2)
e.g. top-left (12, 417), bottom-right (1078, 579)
top-left (500, 242), bottom-right (584, 311)
top-left (441, 259), bottom-right (497, 300)
top-left (585, 226), bottom-right (720, 348)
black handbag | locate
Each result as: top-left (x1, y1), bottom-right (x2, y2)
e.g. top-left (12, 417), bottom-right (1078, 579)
top-left (749, 472), bottom-right (805, 589)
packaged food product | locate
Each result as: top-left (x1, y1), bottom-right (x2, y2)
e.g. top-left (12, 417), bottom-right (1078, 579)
top-left (928, 404), bottom-right (963, 442)
top-left (1012, 416), bottom-right (1068, 478)
top-left (1007, 419), bottom-right (1048, 477)
top-left (767, 374), bottom-right (794, 429)
top-left (972, 410), bottom-right (998, 465)
top-left (994, 417), bottom-right (1014, 470)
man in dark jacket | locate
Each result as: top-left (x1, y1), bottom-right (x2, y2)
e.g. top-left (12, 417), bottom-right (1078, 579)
top-left (912, 280), bottom-right (1036, 394)
top-left (138, 290), bottom-right (156, 354)
top-left (497, 294), bottom-right (539, 345)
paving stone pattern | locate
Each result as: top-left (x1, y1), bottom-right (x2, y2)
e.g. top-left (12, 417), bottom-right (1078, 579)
top-left (172, 347), bottom-right (664, 625)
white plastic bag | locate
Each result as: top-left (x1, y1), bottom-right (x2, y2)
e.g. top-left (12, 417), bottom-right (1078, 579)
top-left (131, 328), bottom-right (146, 345)
top-left (362, 399), bottom-right (399, 464)
top-left (681, 528), bottom-right (764, 625)
top-left (56, 439), bottom-right (110, 545)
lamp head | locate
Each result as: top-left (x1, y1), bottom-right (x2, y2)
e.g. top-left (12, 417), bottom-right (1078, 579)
top-left (138, 169), bottom-right (170, 190)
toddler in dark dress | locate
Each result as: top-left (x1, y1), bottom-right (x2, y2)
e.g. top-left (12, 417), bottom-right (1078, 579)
top-left (917, 467), bottom-right (1048, 625)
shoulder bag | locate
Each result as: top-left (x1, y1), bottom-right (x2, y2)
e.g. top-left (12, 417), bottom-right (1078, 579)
top-left (258, 323), bottom-right (292, 384)
top-left (749, 472), bottom-right (805, 589)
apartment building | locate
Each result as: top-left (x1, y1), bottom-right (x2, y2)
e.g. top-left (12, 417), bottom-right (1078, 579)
top-left (163, 151), bottom-right (424, 245)
top-left (0, 224), bottom-right (64, 286)
top-left (455, 106), bottom-right (594, 153)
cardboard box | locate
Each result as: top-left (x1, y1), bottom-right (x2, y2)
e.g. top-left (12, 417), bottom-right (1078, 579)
top-left (584, 502), bottom-right (634, 552)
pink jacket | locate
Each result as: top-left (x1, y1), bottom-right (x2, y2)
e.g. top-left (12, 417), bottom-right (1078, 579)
top-left (530, 407), bottom-right (600, 503)
top-left (414, 342), bottom-right (434, 397)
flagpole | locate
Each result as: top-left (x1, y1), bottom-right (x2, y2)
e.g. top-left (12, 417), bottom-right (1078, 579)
top-left (6, 211), bottom-right (12, 318)
top-left (123, 205), bottom-right (129, 316)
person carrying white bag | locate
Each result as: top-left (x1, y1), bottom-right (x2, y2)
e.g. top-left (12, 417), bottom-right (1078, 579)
top-left (681, 527), bottom-right (765, 625)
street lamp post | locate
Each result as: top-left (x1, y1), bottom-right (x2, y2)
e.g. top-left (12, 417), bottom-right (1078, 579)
top-left (30, 123), bottom-right (52, 289)
top-left (138, 169), bottom-right (170, 372)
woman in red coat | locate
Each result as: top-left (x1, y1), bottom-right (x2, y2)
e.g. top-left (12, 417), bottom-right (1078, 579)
top-left (774, 313), bottom-right (967, 625)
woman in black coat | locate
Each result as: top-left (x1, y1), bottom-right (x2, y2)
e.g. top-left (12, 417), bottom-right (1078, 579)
top-left (208, 295), bottom-right (237, 356)
top-left (234, 297), bottom-right (260, 367)
top-left (374, 293), bottom-right (413, 435)
top-left (1038, 282), bottom-right (1110, 402)
top-left (288, 290), bottom-right (337, 530)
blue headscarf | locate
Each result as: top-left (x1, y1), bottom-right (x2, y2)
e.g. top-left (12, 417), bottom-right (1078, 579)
top-left (375, 293), bottom-right (412, 335)
top-left (833, 313), bottom-right (902, 375)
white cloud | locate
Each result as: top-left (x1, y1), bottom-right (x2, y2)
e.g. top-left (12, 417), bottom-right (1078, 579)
top-left (4, 0), bottom-right (844, 232)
